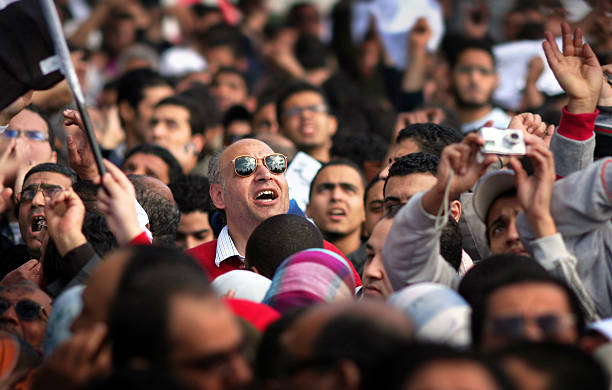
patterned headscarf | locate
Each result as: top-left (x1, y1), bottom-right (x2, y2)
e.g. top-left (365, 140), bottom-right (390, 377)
top-left (263, 248), bottom-right (355, 314)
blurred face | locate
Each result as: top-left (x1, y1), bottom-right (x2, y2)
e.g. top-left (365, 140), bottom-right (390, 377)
top-left (18, 172), bottom-right (72, 258)
top-left (404, 360), bottom-right (501, 390)
top-left (147, 104), bottom-right (198, 172)
top-left (253, 103), bottom-right (278, 134)
top-left (134, 85), bottom-right (174, 141)
top-left (307, 165), bottom-right (365, 238)
top-left (211, 139), bottom-right (290, 234)
top-left (176, 211), bottom-right (213, 250)
top-left (0, 286), bottom-right (51, 352)
top-left (3, 109), bottom-right (54, 166)
top-left (122, 152), bottom-right (171, 184)
top-left (363, 218), bottom-right (394, 299)
top-left (481, 282), bottom-right (578, 350)
top-left (168, 295), bottom-right (252, 390)
top-left (211, 72), bottom-right (249, 112)
top-left (280, 91), bottom-right (336, 155)
top-left (452, 49), bottom-right (498, 108)
top-left (383, 173), bottom-right (437, 213)
top-left (364, 179), bottom-right (384, 237)
top-left (486, 196), bottom-right (528, 256)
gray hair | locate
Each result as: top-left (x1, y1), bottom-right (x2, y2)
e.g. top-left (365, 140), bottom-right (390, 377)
top-left (208, 151), bottom-right (223, 185)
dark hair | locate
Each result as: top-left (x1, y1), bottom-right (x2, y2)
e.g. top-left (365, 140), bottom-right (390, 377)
top-left (308, 159), bottom-right (366, 201)
top-left (155, 95), bottom-right (207, 135)
top-left (491, 342), bottom-right (608, 390)
top-left (447, 37), bottom-right (496, 70)
top-left (464, 254), bottom-right (586, 349)
top-left (294, 34), bottom-right (328, 70)
top-left (364, 175), bottom-right (383, 205)
top-left (25, 104), bottom-right (55, 152)
top-left (395, 123), bottom-right (462, 157)
top-left (116, 69), bottom-right (171, 126)
top-left (276, 81), bottom-right (329, 125)
top-left (198, 23), bottom-right (246, 59)
top-left (245, 214), bottom-right (323, 278)
top-left (23, 163), bottom-right (77, 185)
top-left (212, 66), bottom-right (251, 95)
top-left (168, 174), bottom-right (213, 215)
top-left (129, 175), bottom-right (180, 247)
top-left (122, 143), bottom-right (183, 183)
top-left (179, 82), bottom-right (223, 125)
top-left (109, 246), bottom-right (211, 370)
top-left (222, 105), bottom-right (253, 129)
top-left (330, 132), bottom-right (389, 171)
top-left (363, 342), bottom-right (515, 390)
top-left (312, 309), bottom-right (412, 379)
top-left (384, 152), bottom-right (439, 195)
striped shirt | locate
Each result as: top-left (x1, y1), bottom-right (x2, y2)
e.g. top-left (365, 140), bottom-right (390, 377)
top-left (214, 225), bottom-right (244, 268)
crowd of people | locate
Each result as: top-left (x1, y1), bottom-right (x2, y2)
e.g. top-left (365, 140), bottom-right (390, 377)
top-left (0, 0), bottom-right (611, 389)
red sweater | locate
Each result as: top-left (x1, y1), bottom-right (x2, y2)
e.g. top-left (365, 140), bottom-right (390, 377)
top-left (187, 239), bottom-right (363, 287)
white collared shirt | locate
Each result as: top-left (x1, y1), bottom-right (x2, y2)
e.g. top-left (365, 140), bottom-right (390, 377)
top-left (214, 225), bottom-right (244, 267)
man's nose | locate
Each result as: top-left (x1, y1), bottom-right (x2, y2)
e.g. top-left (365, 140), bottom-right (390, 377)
top-left (0, 305), bottom-right (19, 325)
top-left (31, 189), bottom-right (46, 207)
top-left (506, 219), bottom-right (520, 241)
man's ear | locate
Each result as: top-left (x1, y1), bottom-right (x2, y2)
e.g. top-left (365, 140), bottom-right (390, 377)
top-left (327, 115), bottom-right (338, 137)
top-left (335, 360), bottom-right (361, 390)
top-left (191, 134), bottom-right (205, 154)
top-left (450, 199), bottom-right (462, 222)
top-left (210, 182), bottom-right (225, 209)
top-left (118, 101), bottom-right (135, 124)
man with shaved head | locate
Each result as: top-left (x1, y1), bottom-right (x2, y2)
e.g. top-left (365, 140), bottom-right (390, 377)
top-left (187, 139), bottom-right (362, 285)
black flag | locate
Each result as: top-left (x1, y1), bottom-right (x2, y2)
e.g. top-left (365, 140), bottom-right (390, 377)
top-left (0, 0), bottom-right (64, 110)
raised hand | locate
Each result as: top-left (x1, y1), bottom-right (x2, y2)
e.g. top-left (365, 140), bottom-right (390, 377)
top-left (507, 133), bottom-right (557, 238)
top-left (63, 109), bottom-right (100, 181)
top-left (422, 133), bottom-right (497, 215)
top-left (509, 112), bottom-right (555, 147)
top-left (543, 22), bottom-right (602, 114)
top-left (409, 17), bottom-right (432, 51)
top-left (95, 160), bottom-right (143, 245)
top-left (0, 91), bottom-right (33, 125)
top-left (44, 188), bottom-right (87, 256)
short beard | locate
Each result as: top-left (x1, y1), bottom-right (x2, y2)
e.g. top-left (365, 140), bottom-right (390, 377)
top-left (452, 85), bottom-right (492, 110)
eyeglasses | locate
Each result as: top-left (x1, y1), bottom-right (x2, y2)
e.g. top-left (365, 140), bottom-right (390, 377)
top-left (232, 153), bottom-right (288, 177)
top-left (20, 184), bottom-right (65, 202)
top-left (1, 128), bottom-right (48, 142)
top-left (0, 298), bottom-right (48, 321)
top-left (283, 104), bottom-right (327, 118)
top-left (486, 313), bottom-right (575, 339)
top-left (455, 65), bottom-right (495, 76)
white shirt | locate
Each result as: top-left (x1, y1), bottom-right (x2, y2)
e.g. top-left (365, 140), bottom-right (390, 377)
top-left (214, 225), bottom-right (243, 268)
top-left (461, 107), bottom-right (512, 134)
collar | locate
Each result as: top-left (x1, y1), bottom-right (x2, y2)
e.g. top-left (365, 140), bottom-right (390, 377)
top-left (214, 225), bottom-right (244, 267)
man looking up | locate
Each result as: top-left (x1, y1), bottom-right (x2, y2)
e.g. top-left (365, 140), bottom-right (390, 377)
top-left (307, 160), bottom-right (366, 257)
top-left (116, 68), bottom-right (174, 150)
top-left (448, 38), bottom-right (511, 133)
top-left (187, 139), bottom-right (362, 285)
top-left (276, 82), bottom-right (337, 163)
top-left (146, 95), bottom-right (206, 173)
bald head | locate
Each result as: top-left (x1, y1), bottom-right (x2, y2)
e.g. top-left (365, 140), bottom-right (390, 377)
top-left (209, 138), bottom-right (290, 251)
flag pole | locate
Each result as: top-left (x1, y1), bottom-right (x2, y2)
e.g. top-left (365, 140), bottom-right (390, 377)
top-left (39, 0), bottom-right (106, 176)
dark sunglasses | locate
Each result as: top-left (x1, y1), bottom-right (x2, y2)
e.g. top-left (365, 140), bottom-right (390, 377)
top-left (0, 298), bottom-right (48, 321)
top-left (1, 128), bottom-right (48, 141)
top-left (486, 313), bottom-right (575, 339)
top-left (20, 184), bottom-right (64, 202)
top-left (232, 153), bottom-right (287, 177)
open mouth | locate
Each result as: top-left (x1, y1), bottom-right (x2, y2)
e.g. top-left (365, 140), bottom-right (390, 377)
top-left (255, 190), bottom-right (279, 202)
top-left (31, 216), bottom-right (47, 232)
top-left (328, 208), bottom-right (346, 218)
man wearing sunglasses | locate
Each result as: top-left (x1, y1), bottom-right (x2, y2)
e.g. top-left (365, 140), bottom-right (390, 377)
top-left (0, 280), bottom-right (51, 353)
top-left (188, 139), bottom-right (362, 284)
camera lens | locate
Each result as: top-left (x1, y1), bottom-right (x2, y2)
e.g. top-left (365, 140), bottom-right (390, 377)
top-left (503, 131), bottom-right (520, 148)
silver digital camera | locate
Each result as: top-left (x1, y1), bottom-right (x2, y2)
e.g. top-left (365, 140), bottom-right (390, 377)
top-left (479, 127), bottom-right (526, 155)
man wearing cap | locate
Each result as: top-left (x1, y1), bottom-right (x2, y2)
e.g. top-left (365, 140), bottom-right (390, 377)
top-left (381, 129), bottom-right (598, 320)
top-left (186, 139), bottom-right (362, 286)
